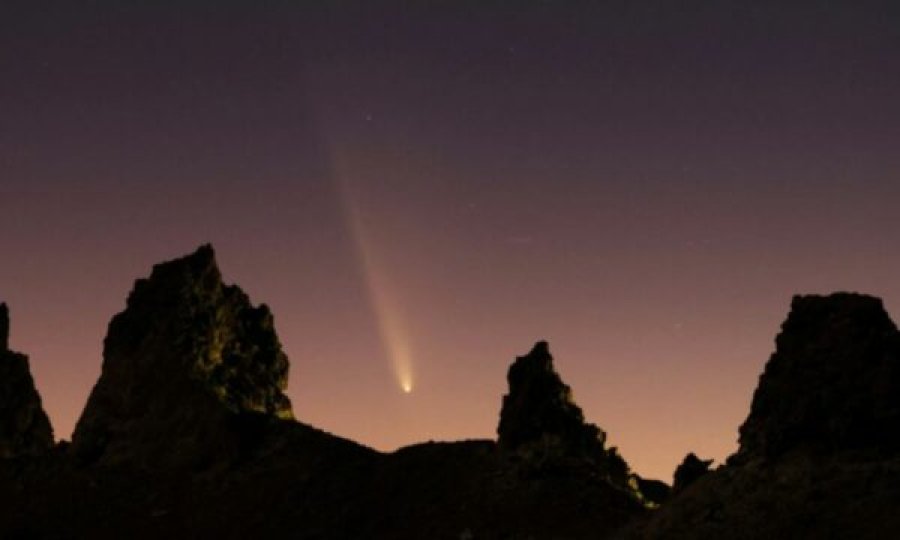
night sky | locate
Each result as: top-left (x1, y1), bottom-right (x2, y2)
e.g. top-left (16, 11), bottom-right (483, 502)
top-left (2, 1), bottom-right (899, 481)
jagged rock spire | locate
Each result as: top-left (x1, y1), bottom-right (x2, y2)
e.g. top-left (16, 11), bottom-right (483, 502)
top-left (72, 245), bottom-right (294, 467)
top-left (498, 341), bottom-right (600, 453)
top-left (497, 341), bottom-right (634, 491)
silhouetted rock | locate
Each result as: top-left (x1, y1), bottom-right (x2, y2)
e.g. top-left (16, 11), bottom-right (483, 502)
top-left (0, 303), bottom-right (8, 351)
top-left (24, 260), bottom-right (900, 538)
top-left (625, 293), bottom-right (900, 539)
top-left (0, 250), bottom-right (654, 539)
top-left (498, 341), bottom-right (602, 454)
top-left (737, 293), bottom-right (900, 461)
top-left (71, 245), bottom-right (293, 467)
top-left (0, 303), bottom-right (53, 458)
top-left (672, 453), bottom-right (712, 493)
top-left (497, 341), bottom-right (637, 494)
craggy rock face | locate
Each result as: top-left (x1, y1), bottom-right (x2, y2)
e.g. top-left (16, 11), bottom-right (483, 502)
top-left (0, 303), bottom-right (53, 458)
top-left (737, 293), bottom-right (900, 461)
top-left (71, 245), bottom-right (293, 467)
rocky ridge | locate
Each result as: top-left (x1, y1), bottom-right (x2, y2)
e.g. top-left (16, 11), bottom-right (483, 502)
top-left (0, 246), bottom-right (648, 539)
top-left (2, 248), bottom-right (900, 538)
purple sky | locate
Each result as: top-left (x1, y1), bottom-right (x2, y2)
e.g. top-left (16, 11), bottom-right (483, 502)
top-left (2, 1), bottom-right (899, 480)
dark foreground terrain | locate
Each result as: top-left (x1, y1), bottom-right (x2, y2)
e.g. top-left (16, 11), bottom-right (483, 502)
top-left (2, 246), bottom-right (899, 539)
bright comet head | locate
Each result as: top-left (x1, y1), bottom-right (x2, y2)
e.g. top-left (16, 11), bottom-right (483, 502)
top-left (398, 361), bottom-right (414, 394)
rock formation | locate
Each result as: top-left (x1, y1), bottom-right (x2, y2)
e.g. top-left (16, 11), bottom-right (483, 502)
top-left (737, 293), bottom-right (900, 461)
top-left (672, 452), bottom-right (712, 493)
top-left (498, 341), bottom-right (599, 453)
top-left (0, 248), bottom-right (652, 539)
top-left (0, 303), bottom-right (53, 458)
top-left (497, 341), bottom-right (633, 489)
top-left (71, 245), bottom-right (294, 468)
top-left (11, 263), bottom-right (900, 538)
top-left (626, 292), bottom-right (900, 539)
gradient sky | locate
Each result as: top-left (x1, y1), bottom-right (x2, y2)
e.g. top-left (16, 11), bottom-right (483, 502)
top-left (2, 1), bottom-right (899, 481)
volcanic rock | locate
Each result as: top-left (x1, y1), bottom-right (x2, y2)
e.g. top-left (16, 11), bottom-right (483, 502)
top-left (736, 293), bottom-right (900, 461)
top-left (71, 245), bottom-right (294, 468)
top-left (0, 303), bottom-right (53, 458)
top-left (672, 452), bottom-right (712, 493)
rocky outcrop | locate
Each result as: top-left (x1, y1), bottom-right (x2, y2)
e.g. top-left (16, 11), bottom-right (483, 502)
top-left (71, 245), bottom-right (294, 468)
top-left (737, 293), bottom-right (900, 461)
top-left (1, 285), bottom-right (647, 539)
top-left (497, 341), bottom-right (633, 490)
top-left (0, 303), bottom-right (53, 458)
top-left (15, 278), bottom-right (900, 538)
top-left (625, 293), bottom-right (900, 539)
top-left (498, 341), bottom-right (599, 454)
top-left (672, 453), bottom-right (712, 493)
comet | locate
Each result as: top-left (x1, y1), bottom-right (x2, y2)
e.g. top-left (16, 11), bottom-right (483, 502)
top-left (332, 166), bottom-right (415, 395)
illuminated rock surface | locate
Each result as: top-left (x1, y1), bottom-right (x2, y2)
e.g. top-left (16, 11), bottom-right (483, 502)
top-left (0, 303), bottom-right (53, 458)
top-left (71, 245), bottom-right (293, 467)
